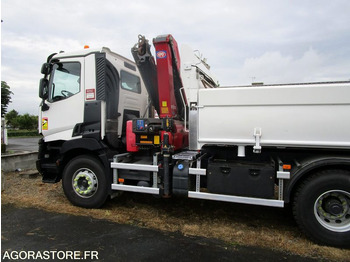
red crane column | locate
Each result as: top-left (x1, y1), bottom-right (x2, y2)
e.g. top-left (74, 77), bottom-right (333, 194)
top-left (153, 35), bottom-right (182, 119)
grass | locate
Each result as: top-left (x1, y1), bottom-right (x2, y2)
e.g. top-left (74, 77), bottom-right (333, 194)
top-left (2, 171), bottom-right (350, 261)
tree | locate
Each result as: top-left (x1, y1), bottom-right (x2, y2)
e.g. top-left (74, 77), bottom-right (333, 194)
top-left (5, 109), bottom-right (19, 128)
top-left (1, 81), bottom-right (14, 117)
top-left (4, 110), bottom-right (38, 130)
top-left (16, 114), bottom-right (38, 130)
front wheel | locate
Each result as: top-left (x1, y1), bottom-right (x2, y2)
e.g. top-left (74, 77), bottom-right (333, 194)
top-left (62, 155), bottom-right (109, 208)
top-left (293, 170), bottom-right (350, 247)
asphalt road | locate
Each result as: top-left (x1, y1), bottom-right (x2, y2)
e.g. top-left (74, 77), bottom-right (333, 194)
top-left (6, 137), bottom-right (40, 152)
top-left (1, 204), bottom-right (319, 262)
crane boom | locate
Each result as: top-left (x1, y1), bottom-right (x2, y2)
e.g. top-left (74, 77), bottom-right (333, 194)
top-left (132, 34), bottom-right (186, 120)
top-left (131, 35), bottom-right (160, 114)
top-left (153, 34), bottom-right (184, 119)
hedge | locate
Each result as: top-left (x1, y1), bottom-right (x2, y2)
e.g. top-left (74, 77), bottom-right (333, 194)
top-left (7, 130), bottom-right (40, 137)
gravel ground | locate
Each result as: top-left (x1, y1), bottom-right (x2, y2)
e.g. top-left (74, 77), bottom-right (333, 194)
top-left (1, 171), bottom-right (349, 261)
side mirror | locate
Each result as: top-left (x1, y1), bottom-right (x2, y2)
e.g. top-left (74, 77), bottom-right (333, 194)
top-left (39, 78), bottom-right (49, 99)
top-left (41, 63), bottom-right (52, 75)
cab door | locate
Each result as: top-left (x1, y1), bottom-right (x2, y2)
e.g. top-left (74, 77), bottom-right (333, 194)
top-left (40, 58), bottom-right (85, 142)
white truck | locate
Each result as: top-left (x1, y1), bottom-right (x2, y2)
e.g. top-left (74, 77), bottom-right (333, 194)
top-left (37, 35), bottom-right (350, 247)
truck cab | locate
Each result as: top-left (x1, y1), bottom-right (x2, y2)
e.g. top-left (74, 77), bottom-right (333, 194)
top-left (37, 47), bottom-right (149, 183)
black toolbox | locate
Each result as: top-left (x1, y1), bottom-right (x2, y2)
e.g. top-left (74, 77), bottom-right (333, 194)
top-left (207, 159), bottom-right (275, 199)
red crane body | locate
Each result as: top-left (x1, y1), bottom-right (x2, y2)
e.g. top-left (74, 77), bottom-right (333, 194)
top-left (153, 35), bottom-right (182, 118)
top-left (127, 34), bottom-right (188, 152)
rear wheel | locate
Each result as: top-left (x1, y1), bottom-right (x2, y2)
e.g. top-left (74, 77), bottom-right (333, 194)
top-left (293, 170), bottom-right (350, 247)
top-left (62, 155), bottom-right (109, 208)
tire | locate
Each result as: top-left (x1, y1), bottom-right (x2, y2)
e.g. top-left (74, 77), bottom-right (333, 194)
top-left (293, 170), bottom-right (350, 248)
top-left (62, 155), bottom-right (109, 208)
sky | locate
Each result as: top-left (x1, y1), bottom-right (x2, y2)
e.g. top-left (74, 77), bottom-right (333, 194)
top-left (1, 0), bottom-right (350, 115)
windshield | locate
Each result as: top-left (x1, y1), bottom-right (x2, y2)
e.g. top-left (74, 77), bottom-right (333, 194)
top-left (49, 62), bottom-right (81, 102)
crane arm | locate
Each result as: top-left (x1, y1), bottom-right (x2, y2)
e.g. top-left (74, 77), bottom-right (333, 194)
top-left (132, 34), bottom-right (186, 120)
top-left (131, 35), bottom-right (160, 114)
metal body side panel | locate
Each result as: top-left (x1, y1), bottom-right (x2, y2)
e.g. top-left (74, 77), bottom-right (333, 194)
top-left (197, 82), bottom-right (350, 149)
top-left (189, 108), bottom-right (199, 150)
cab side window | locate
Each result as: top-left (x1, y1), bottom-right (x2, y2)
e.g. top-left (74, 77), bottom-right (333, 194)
top-left (49, 62), bottom-right (81, 102)
top-left (121, 71), bottom-right (141, 94)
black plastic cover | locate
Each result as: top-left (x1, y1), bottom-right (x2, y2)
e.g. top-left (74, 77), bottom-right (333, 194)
top-left (172, 161), bottom-right (190, 196)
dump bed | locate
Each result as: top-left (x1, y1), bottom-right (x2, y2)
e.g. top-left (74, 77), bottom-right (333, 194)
top-left (196, 82), bottom-right (350, 150)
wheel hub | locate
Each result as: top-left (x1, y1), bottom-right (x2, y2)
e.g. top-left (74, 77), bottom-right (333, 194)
top-left (324, 198), bottom-right (344, 216)
top-left (315, 190), bottom-right (350, 232)
top-left (72, 169), bottom-right (98, 198)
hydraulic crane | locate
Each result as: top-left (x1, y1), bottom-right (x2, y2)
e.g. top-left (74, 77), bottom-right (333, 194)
top-left (129, 34), bottom-right (189, 196)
